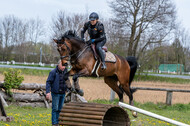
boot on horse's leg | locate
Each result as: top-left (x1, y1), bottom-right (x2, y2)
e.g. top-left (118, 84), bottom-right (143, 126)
top-left (73, 76), bottom-right (84, 96)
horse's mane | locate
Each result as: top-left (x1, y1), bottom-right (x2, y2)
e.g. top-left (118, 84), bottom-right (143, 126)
top-left (63, 30), bottom-right (85, 43)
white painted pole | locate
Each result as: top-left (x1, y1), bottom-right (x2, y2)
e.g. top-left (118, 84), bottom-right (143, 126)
top-left (119, 102), bottom-right (190, 126)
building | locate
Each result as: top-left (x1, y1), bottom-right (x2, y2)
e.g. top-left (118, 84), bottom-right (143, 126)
top-left (158, 64), bottom-right (184, 73)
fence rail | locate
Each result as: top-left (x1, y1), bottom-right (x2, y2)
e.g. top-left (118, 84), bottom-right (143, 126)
top-left (111, 87), bottom-right (190, 105)
top-left (132, 87), bottom-right (190, 105)
top-left (0, 61), bottom-right (56, 67)
top-left (119, 102), bottom-right (190, 126)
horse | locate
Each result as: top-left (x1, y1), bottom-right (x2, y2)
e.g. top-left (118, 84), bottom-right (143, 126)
top-left (53, 30), bottom-right (138, 117)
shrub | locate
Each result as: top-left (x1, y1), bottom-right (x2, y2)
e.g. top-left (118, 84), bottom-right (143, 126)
top-left (3, 68), bottom-right (24, 96)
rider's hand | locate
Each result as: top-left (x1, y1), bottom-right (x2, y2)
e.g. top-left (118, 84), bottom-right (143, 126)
top-left (87, 39), bottom-right (95, 45)
top-left (91, 39), bottom-right (95, 43)
top-left (46, 93), bottom-right (51, 100)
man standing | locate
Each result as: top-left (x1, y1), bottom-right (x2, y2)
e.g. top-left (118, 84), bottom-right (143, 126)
top-left (46, 61), bottom-right (71, 126)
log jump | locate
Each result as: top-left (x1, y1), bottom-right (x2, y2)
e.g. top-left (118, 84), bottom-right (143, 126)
top-left (59, 102), bottom-right (130, 126)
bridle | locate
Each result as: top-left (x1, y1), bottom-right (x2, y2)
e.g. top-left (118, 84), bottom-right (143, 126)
top-left (57, 40), bottom-right (90, 62)
top-left (57, 41), bottom-right (71, 60)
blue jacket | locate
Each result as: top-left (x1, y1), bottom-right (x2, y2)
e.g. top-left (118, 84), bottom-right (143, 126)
top-left (46, 66), bottom-right (69, 94)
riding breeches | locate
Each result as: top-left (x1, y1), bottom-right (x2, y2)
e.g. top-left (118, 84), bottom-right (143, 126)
top-left (95, 39), bottom-right (106, 62)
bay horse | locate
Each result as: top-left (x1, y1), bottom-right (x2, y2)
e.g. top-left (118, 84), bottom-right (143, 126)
top-left (53, 30), bottom-right (138, 117)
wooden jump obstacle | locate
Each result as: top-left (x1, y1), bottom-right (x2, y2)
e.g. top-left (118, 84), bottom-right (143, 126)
top-left (59, 102), bottom-right (130, 126)
top-left (0, 94), bottom-right (14, 122)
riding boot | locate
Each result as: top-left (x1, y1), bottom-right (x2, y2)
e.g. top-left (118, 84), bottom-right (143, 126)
top-left (101, 62), bottom-right (107, 70)
top-left (98, 48), bottom-right (106, 70)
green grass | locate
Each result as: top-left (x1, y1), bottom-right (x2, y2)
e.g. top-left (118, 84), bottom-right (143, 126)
top-left (1, 100), bottom-right (190, 126)
top-left (91, 99), bottom-right (190, 126)
top-left (0, 63), bottom-right (55, 68)
top-left (0, 68), bottom-right (51, 76)
top-left (135, 75), bottom-right (190, 84)
top-left (0, 105), bottom-right (51, 126)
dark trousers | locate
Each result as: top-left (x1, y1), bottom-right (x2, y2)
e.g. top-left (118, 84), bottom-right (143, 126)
top-left (95, 39), bottom-right (106, 62)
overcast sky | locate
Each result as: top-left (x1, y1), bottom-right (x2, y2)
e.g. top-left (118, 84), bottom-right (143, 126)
top-left (0, 0), bottom-right (190, 31)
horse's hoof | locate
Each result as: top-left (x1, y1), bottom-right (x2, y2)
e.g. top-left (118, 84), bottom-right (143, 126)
top-left (132, 111), bottom-right (138, 118)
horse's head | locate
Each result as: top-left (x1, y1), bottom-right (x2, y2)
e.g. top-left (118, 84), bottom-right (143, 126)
top-left (53, 36), bottom-right (72, 66)
top-left (54, 30), bottom-right (83, 66)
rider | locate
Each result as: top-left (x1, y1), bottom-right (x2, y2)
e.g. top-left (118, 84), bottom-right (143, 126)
top-left (81, 12), bottom-right (107, 69)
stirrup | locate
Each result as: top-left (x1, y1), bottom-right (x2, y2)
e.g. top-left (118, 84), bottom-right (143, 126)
top-left (101, 62), bottom-right (107, 70)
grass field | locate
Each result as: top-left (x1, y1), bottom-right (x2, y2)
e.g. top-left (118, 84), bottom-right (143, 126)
top-left (0, 100), bottom-right (190, 126)
top-left (0, 68), bottom-right (190, 84)
top-left (93, 99), bottom-right (190, 126)
top-left (0, 68), bottom-right (190, 125)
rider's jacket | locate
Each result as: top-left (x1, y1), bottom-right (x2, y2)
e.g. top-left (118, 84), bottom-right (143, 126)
top-left (81, 21), bottom-right (106, 43)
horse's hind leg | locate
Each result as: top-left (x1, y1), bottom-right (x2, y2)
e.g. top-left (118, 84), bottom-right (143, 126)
top-left (121, 84), bottom-right (137, 117)
top-left (104, 76), bottom-right (123, 102)
top-left (120, 85), bottom-right (134, 105)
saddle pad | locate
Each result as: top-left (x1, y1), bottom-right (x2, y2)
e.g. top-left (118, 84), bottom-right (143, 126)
top-left (105, 51), bottom-right (116, 63)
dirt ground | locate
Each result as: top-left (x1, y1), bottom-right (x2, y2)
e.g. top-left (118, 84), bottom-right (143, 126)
top-left (1, 74), bottom-right (190, 104)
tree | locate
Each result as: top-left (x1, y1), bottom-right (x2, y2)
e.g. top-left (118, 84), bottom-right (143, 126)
top-left (50, 11), bottom-right (86, 60)
top-left (27, 18), bottom-right (45, 46)
top-left (109, 0), bottom-right (176, 58)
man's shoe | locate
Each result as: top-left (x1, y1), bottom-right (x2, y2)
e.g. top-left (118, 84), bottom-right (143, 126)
top-left (76, 89), bottom-right (84, 96)
top-left (101, 62), bottom-right (107, 70)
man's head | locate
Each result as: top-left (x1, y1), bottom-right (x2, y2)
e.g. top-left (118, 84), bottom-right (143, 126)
top-left (89, 12), bottom-right (99, 25)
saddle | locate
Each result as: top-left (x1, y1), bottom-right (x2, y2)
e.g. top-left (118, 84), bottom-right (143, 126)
top-left (90, 44), bottom-right (116, 77)
top-left (91, 44), bottom-right (107, 60)
top-left (91, 44), bottom-right (116, 63)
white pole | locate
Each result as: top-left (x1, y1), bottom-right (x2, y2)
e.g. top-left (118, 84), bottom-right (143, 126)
top-left (119, 102), bottom-right (190, 126)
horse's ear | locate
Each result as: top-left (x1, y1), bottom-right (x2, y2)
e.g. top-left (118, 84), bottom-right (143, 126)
top-left (53, 39), bottom-right (58, 43)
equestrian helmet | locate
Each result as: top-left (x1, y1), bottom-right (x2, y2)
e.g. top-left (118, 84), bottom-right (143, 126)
top-left (89, 12), bottom-right (99, 21)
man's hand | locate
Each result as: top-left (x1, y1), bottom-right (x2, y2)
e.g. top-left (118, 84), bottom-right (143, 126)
top-left (46, 93), bottom-right (51, 100)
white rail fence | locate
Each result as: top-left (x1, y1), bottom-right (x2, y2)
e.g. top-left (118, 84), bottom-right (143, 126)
top-left (110, 87), bottom-right (190, 105)
top-left (0, 61), bottom-right (56, 67)
top-left (119, 102), bottom-right (190, 126)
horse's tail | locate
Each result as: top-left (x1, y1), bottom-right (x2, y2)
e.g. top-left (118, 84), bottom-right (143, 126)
top-left (126, 56), bottom-right (138, 93)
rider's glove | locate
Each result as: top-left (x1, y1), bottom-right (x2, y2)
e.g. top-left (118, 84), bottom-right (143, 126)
top-left (87, 39), bottom-right (95, 45)
top-left (91, 39), bottom-right (95, 43)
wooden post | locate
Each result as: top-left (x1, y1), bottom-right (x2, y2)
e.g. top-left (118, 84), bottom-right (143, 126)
top-left (0, 94), bottom-right (14, 122)
top-left (0, 94), bottom-right (7, 117)
top-left (166, 91), bottom-right (173, 105)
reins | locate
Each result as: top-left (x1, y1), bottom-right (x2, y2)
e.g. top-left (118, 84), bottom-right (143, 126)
top-left (57, 41), bottom-right (90, 63)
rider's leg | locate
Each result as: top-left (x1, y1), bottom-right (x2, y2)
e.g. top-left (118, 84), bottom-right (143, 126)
top-left (95, 40), bottom-right (106, 69)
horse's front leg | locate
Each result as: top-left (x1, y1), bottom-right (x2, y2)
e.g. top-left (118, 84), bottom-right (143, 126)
top-left (72, 68), bottom-right (90, 96)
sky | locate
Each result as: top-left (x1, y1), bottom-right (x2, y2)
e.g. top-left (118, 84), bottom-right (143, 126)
top-left (0, 0), bottom-right (190, 31)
